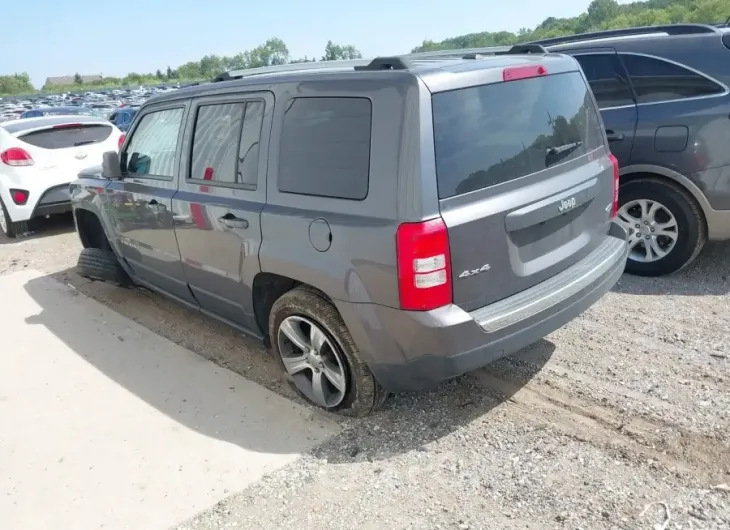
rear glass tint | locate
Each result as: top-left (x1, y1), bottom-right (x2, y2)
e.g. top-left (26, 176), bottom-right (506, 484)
top-left (19, 124), bottom-right (113, 150)
top-left (432, 72), bottom-right (604, 199)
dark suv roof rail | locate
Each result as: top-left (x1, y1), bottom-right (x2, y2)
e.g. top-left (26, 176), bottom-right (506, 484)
top-left (530, 23), bottom-right (719, 47)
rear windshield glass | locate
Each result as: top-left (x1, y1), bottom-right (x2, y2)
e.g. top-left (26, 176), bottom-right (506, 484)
top-left (432, 71), bottom-right (604, 199)
top-left (19, 124), bottom-right (112, 149)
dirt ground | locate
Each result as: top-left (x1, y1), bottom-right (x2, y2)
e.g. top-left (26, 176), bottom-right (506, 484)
top-left (2, 215), bottom-right (729, 530)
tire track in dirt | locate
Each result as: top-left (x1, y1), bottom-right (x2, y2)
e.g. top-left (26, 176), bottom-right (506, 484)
top-left (474, 368), bottom-right (728, 483)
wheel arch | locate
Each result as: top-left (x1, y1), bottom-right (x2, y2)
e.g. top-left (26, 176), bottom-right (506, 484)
top-left (251, 272), bottom-right (334, 346)
top-left (74, 208), bottom-right (111, 250)
top-left (619, 164), bottom-right (710, 230)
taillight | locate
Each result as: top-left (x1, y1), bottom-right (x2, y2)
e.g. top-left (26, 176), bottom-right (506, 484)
top-left (503, 65), bottom-right (548, 82)
top-left (396, 218), bottom-right (452, 311)
top-left (118, 134), bottom-right (126, 150)
top-left (609, 153), bottom-right (619, 218)
top-left (0, 147), bottom-right (34, 167)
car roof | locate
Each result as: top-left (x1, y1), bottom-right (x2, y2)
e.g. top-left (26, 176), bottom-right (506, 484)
top-left (143, 50), bottom-right (579, 105)
top-left (529, 23), bottom-right (724, 51)
top-left (0, 114), bottom-right (110, 134)
top-left (24, 106), bottom-right (91, 113)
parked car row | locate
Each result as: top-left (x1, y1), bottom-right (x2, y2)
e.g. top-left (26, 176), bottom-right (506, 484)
top-left (1, 23), bottom-right (728, 417)
top-left (0, 83), bottom-right (181, 122)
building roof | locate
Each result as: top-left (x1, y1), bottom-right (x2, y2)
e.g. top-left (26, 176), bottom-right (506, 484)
top-left (44, 75), bottom-right (103, 87)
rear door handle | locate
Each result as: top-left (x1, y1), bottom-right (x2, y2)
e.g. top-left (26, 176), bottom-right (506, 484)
top-left (219, 213), bottom-right (248, 229)
top-left (605, 130), bottom-right (624, 142)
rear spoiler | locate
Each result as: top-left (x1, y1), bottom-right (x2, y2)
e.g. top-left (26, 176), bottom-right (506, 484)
top-left (8, 119), bottom-right (112, 137)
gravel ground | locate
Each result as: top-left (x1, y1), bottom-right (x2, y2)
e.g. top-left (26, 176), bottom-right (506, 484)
top-left (2, 216), bottom-right (729, 530)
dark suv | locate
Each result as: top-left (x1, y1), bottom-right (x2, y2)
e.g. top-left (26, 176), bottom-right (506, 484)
top-left (529, 24), bottom-right (730, 276)
top-left (70, 48), bottom-right (628, 415)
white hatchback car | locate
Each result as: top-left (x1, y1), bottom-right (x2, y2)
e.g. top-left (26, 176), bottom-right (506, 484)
top-left (0, 115), bottom-right (123, 237)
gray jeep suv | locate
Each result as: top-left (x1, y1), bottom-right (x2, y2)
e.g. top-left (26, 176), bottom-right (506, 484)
top-left (530, 24), bottom-right (730, 276)
top-left (70, 47), bottom-right (629, 415)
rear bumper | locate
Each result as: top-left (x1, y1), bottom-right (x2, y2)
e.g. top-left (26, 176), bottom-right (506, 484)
top-left (336, 222), bottom-right (629, 393)
top-left (32, 184), bottom-right (72, 217)
top-left (1, 182), bottom-right (72, 222)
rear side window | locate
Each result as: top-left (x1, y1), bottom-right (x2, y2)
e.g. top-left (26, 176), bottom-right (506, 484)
top-left (278, 97), bottom-right (371, 200)
top-left (189, 100), bottom-right (264, 188)
top-left (124, 107), bottom-right (183, 178)
top-left (19, 124), bottom-right (113, 149)
top-left (433, 72), bottom-right (604, 199)
top-left (573, 54), bottom-right (635, 109)
top-left (621, 54), bottom-right (725, 104)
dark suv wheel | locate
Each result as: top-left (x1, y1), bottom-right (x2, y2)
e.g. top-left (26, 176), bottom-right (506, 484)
top-left (616, 178), bottom-right (706, 277)
top-left (268, 287), bottom-right (388, 416)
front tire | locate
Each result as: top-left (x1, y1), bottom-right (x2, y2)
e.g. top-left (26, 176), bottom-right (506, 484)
top-left (269, 287), bottom-right (388, 416)
top-left (616, 177), bottom-right (706, 277)
top-left (0, 198), bottom-right (29, 239)
top-left (76, 247), bottom-right (131, 286)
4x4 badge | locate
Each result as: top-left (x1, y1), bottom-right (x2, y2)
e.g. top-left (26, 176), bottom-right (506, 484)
top-left (458, 263), bottom-right (491, 279)
top-left (558, 197), bottom-right (577, 212)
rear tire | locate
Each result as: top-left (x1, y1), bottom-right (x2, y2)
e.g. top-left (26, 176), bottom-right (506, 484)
top-left (617, 177), bottom-right (706, 277)
top-left (0, 198), bottom-right (30, 239)
top-left (76, 247), bottom-right (131, 286)
top-left (269, 287), bottom-right (388, 416)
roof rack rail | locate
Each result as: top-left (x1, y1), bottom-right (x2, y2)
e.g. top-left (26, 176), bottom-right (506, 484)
top-left (211, 44), bottom-right (549, 82)
top-left (530, 23), bottom-right (719, 47)
top-left (353, 57), bottom-right (412, 71)
top-left (409, 44), bottom-right (547, 60)
top-left (213, 58), bottom-right (373, 82)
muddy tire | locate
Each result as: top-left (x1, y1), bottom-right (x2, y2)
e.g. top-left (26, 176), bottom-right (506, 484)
top-left (76, 247), bottom-right (130, 286)
top-left (269, 286), bottom-right (388, 416)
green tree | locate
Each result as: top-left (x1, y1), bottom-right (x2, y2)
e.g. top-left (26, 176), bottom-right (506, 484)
top-left (244, 37), bottom-right (290, 67)
top-left (156, 69), bottom-right (165, 80)
top-left (322, 41), bottom-right (362, 61)
top-left (0, 73), bottom-right (34, 96)
top-left (73, 72), bottom-right (83, 85)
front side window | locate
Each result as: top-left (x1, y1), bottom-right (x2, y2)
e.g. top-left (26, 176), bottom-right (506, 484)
top-left (621, 54), bottom-right (725, 104)
top-left (278, 97), bottom-right (371, 200)
top-left (124, 107), bottom-right (183, 178)
top-left (573, 54), bottom-right (635, 109)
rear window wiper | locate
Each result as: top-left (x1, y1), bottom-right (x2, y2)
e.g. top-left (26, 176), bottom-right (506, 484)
top-left (74, 139), bottom-right (100, 147)
top-left (545, 141), bottom-right (583, 166)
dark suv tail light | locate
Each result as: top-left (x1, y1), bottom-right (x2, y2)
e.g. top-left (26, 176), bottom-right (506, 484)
top-left (396, 218), bottom-right (452, 311)
top-left (609, 153), bottom-right (619, 218)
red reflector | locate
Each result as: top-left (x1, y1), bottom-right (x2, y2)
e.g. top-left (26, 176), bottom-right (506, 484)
top-left (10, 189), bottom-right (28, 205)
top-left (53, 123), bottom-right (83, 129)
top-left (396, 218), bottom-right (452, 311)
top-left (203, 167), bottom-right (214, 181)
top-left (503, 65), bottom-right (548, 82)
top-left (0, 147), bottom-right (34, 167)
top-left (609, 153), bottom-right (620, 218)
top-left (118, 134), bottom-right (126, 150)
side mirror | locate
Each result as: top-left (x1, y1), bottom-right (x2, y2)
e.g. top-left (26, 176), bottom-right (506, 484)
top-left (102, 151), bottom-right (123, 180)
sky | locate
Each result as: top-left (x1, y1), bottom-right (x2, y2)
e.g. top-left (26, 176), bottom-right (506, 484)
top-left (3, 0), bottom-right (601, 88)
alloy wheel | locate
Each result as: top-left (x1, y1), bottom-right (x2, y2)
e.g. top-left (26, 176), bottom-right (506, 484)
top-left (616, 199), bottom-right (678, 263)
top-left (277, 315), bottom-right (347, 408)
